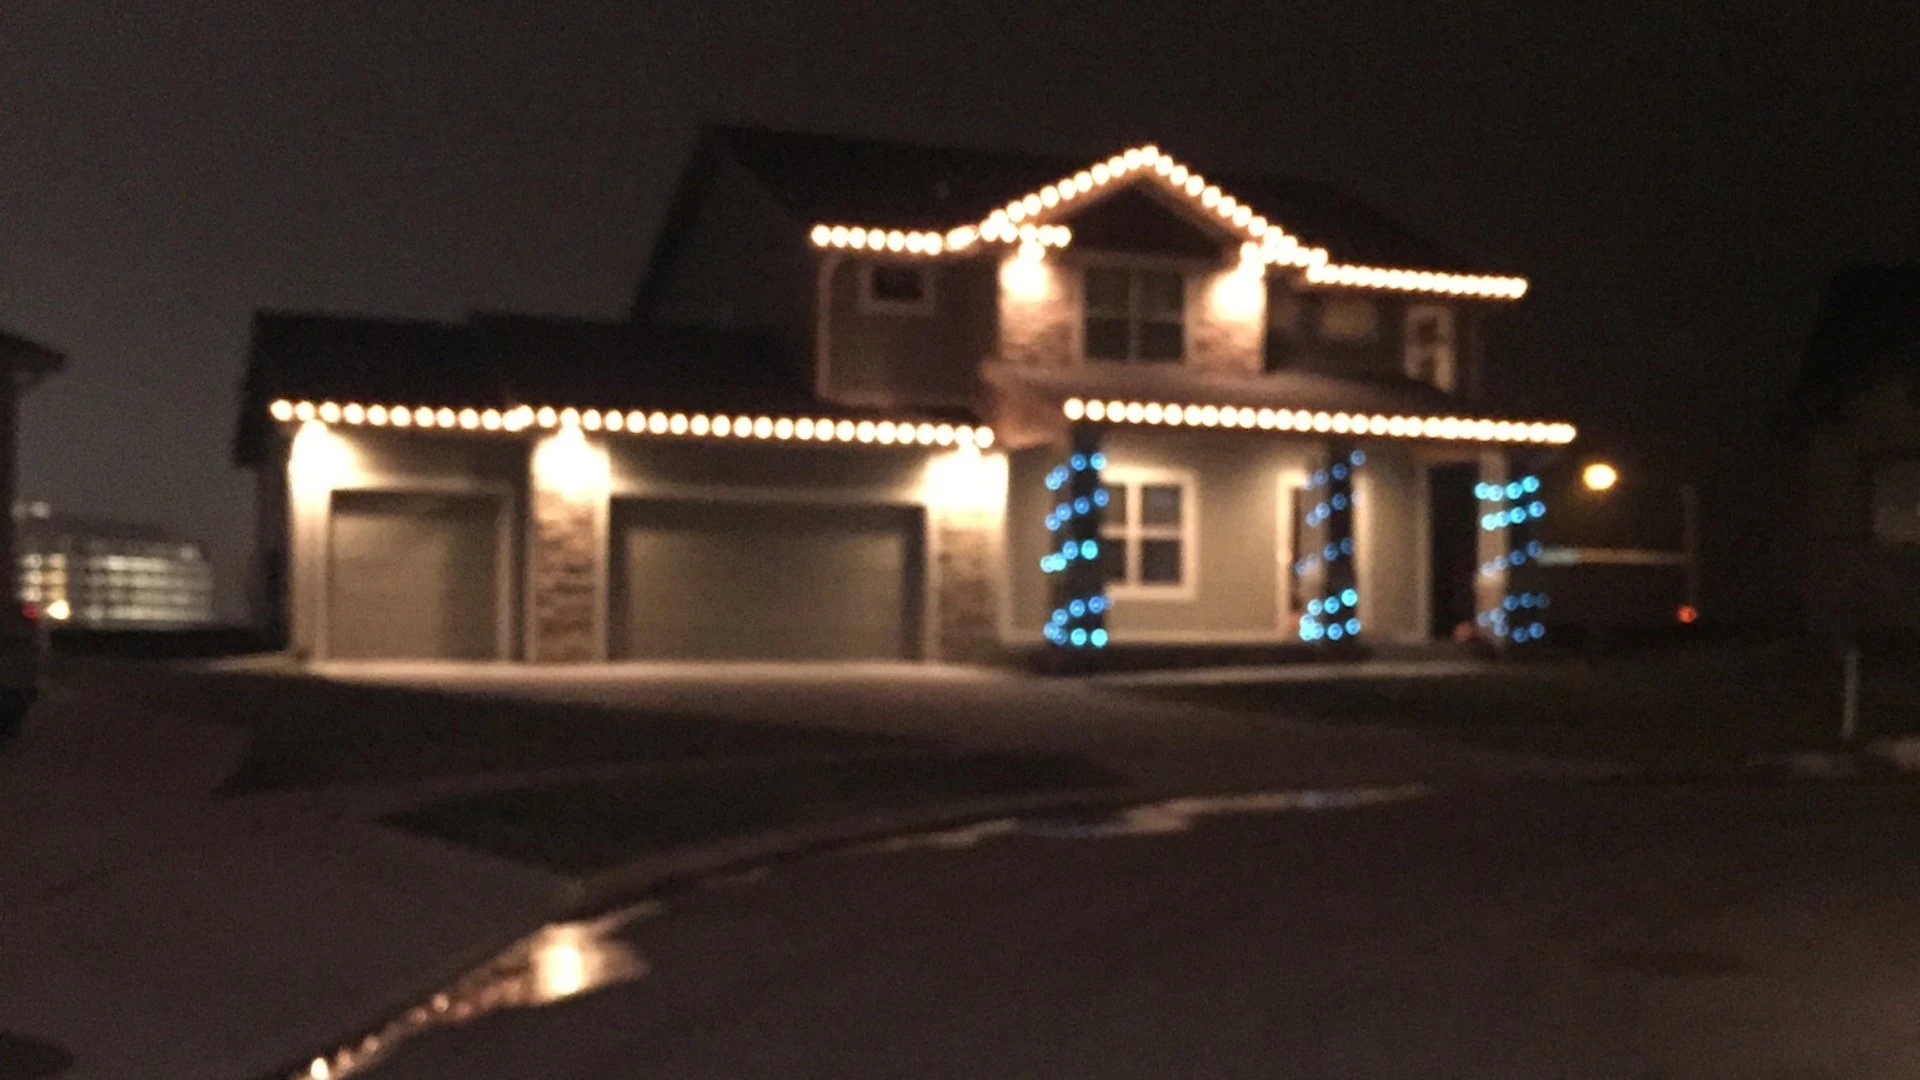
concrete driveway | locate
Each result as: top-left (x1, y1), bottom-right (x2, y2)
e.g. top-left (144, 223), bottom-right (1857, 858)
top-left (312, 659), bottom-right (1586, 793)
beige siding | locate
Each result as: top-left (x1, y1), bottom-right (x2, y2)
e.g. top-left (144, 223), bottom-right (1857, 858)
top-left (1354, 443), bottom-right (1426, 643)
top-left (821, 255), bottom-right (997, 408)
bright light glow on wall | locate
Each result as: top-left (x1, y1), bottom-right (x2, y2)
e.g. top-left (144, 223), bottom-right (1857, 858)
top-left (1060, 398), bottom-right (1575, 445)
top-left (268, 400), bottom-right (989, 450)
top-left (921, 443), bottom-right (1009, 517)
top-left (288, 419), bottom-right (356, 494)
top-left (999, 243), bottom-right (1051, 298)
top-left (530, 426), bottom-right (608, 500)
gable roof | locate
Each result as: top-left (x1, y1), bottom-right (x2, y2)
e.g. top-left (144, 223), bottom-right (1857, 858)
top-left (635, 124), bottom-right (1512, 314)
top-left (1800, 265), bottom-right (1920, 412)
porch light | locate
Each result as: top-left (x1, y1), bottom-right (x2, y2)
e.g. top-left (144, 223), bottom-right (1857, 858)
top-left (1582, 462), bottom-right (1619, 491)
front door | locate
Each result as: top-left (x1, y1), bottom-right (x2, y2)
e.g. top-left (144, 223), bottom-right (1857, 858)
top-left (1427, 463), bottom-right (1479, 638)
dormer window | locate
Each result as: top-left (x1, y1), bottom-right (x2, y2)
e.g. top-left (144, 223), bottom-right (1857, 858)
top-left (860, 262), bottom-right (935, 315)
top-left (1084, 267), bottom-right (1185, 363)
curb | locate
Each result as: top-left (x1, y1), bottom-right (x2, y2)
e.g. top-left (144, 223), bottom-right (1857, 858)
top-left (564, 784), bottom-right (1150, 915)
top-left (250, 783), bottom-right (1143, 1080)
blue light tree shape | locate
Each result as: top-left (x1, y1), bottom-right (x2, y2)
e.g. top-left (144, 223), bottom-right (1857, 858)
top-left (1297, 447), bottom-right (1365, 643)
top-left (1042, 447), bottom-right (1109, 649)
top-left (1474, 474), bottom-right (1549, 643)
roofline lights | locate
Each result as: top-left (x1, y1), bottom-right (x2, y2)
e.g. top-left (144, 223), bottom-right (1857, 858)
top-left (1303, 262), bottom-right (1529, 299)
top-left (268, 399), bottom-right (992, 449)
top-left (1060, 397), bottom-right (1574, 445)
top-left (804, 142), bottom-right (1528, 301)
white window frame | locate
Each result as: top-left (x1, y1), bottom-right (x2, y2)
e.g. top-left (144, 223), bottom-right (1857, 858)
top-left (1403, 303), bottom-right (1457, 393)
top-left (1100, 464), bottom-right (1199, 601)
top-left (858, 260), bottom-right (938, 316)
top-left (1079, 261), bottom-right (1189, 363)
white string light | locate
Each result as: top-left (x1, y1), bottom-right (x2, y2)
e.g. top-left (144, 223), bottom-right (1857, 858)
top-left (1061, 397), bottom-right (1573, 445)
top-left (268, 400), bottom-right (992, 449)
top-left (802, 143), bottom-right (1528, 301)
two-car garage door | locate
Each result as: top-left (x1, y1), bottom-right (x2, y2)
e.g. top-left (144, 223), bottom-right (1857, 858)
top-left (610, 500), bottom-right (923, 661)
top-left (324, 493), bottom-right (921, 661)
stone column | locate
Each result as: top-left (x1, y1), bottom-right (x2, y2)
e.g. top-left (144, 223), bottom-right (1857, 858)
top-left (934, 514), bottom-right (1001, 664)
top-left (526, 428), bottom-right (609, 663)
top-left (1473, 451), bottom-right (1549, 647)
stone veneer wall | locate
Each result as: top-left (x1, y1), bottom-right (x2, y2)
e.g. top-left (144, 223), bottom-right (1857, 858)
top-left (934, 512), bottom-right (1002, 664)
top-left (526, 434), bottom-right (608, 662)
top-left (1189, 267), bottom-right (1265, 375)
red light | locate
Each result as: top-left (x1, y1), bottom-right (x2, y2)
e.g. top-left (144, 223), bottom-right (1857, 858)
top-left (1676, 605), bottom-right (1699, 624)
top-left (20, 603), bottom-right (38, 623)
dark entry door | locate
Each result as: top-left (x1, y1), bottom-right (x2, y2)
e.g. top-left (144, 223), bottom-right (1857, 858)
top-left (1428, 463), bottom-right (1480, 638)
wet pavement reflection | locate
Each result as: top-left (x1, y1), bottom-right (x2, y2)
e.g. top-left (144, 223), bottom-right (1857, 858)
top-left (288, 902), bottom-right (658, 1080)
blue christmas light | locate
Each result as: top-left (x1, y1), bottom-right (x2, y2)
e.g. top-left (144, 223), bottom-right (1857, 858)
top-left (1332, 463), bottom-right (1350, 481)
top-left (1522, 475), bottom-right (1541, 493)
top-left (1068, 599), bottom-right (1086, 617)
top-left (1073, 496), bottom-right (1090, 515)
top-left (1505, 481), bottom-right (1523, 500)
top-left (1341, 588), bottom-right (1358, 606)
top-left (1324, 544), bottom-right (1339, 561)
top-left (1340, 537), bottom-right (1353, 555)
top-left (1090, 452), bottom-right (1108, 470)
top-left (1070, 453), bottom-right (1087, 471)
top-left (1328, 623), bottom-right (1345, 641)
top-left (1093, 488), bottom-right (1110, 507)
top-left (1349, 449), bottom-right (1366, 467)
top-left (1325, 596), bottom-right (1342, 614)
top-left (1088, 596), bottom-right (1108, 614)
top-left (1070, 628), bottom-right (1087, 646)
top-left (1307, 598), bottom-right (1323, 616)
top-left (1528, 500), bottom-right (1546, 518)
top-left (1312, 469), bottom-right (1328, 487)
top-left (1090, 628), bottom-right (1108, 647)
top-left (1331, 494), bottom-right (1348, 511)
top-left (1079, 539), bottom-right (1098, 559)
top-left (1052, 608), bottom-right (1068, 625)
top-left (1345, 618), bottom-right (1361, 635)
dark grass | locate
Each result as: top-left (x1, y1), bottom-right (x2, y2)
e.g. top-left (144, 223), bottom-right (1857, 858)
top-left (384, 751), bottom-right (1123, 874)
top-left (1135, 642), bottom-right (1920, 766)
top-left (68, 663), bottom-right (922, 793)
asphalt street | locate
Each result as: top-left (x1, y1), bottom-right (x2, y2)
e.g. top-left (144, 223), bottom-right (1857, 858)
top-left (350, 777), bottom-right (1920, 1079)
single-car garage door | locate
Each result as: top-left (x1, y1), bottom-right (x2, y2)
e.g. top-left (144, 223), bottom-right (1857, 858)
top-left (328, 490), bottom-right (502, 660)
top-left (611, 500), bottom-right (923, 660)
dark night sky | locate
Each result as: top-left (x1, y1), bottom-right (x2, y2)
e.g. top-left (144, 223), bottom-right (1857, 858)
top-left (4, 2), bottom-right (1916, 619)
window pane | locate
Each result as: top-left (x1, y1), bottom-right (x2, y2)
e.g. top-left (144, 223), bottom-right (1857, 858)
top-left (1102, 539), bottom-right (1131, 582)
top-left (869, 264), bottom-right (927, 303)
top-left (1102, 483), bottom-right (1127, 527)
top-left (1140, 539), bottom-right (1183, 584)
top-left (1318, 296), bottom-right (1379, 342)
top-left (1139, 272), bottom-right (1185, 317)
top-left (1141, 484), bottom-right (1183, 527)
top-left (1085, 268), bottom-right (1131, 313)
top-left (1139, 322), bottom-right (1184, 361)
top-left (1085, 318), bottom-right (1130, 360)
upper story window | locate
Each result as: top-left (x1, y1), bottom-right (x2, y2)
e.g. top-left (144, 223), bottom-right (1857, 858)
top-left (1084, 267), bottom-right (1185, 362)
top-left (1404, 304), bottom-right (1457, 393)
top-left (1317, 296), bottom-right (1379, 343)
top-left (860, 262), bottom-right (936, 315)
top-left (1872, 459), bottom-right (1920, 546)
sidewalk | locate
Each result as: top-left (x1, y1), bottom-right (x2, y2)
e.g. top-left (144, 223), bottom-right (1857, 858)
top-left (0, 673), bottom-right (571, 1080)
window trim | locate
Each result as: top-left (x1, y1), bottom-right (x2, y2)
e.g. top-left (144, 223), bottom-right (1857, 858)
top-left (1403, 303), bottom-right (1458, 393)
top-left (1077, 257), bottom-right (1193, 364)
top-left (1099, 464), bottom-right (1200, 601)
top-left (858, 260), bottom-right (937, 316)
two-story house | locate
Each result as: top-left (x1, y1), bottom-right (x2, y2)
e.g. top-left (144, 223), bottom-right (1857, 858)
top-left (234, 126), bottom-right (1575, 664)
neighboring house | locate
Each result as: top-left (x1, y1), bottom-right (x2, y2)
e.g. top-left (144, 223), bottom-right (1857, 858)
top-left (0, 330), bottom-right (64, 614)
top-left (1798, 265), bottom-right (1920, 637)
top-left (234, 126), bottom-right (1576, 664)
top-left (11, 503), bottom-right (215, 628)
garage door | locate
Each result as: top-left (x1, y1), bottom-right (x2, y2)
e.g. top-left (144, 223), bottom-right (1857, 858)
top-left (328, 491), bottom-right (502, 660)
top-left (611, 500), bottom-right (923, 660)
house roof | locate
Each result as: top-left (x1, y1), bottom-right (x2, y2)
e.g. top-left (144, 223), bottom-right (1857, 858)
top-left (1800, 265), bottom-right (1920, 412)
top-left (233, 311), bottom-right (974, 466)
top-left (634, 125), bottom-right (1489, 313)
